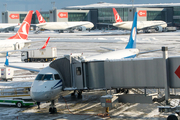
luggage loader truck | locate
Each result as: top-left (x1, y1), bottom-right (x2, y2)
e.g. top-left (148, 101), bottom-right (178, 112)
top-left (21, 47), bottom-right (57, 62)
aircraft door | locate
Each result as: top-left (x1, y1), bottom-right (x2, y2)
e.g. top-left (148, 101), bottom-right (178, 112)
top-left (72, 63), bottom-right (83, 89)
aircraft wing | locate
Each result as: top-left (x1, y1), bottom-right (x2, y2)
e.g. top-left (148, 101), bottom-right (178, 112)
top-left (100, 47), bottom-right (116, 51)
top-left (138, 47), bottom-right (174, 55)
top-left (33, 23), bottom-right (47, 27)
top-left (64, 23), bottom-right (91, 30)
top-left (0, 23), bottom-right (20, 30)
top-left (113, 22), bottom-right (126, 27)
top-left (0, 37), bottom-right (50, 54)
top-left (141, 23), bottom-right (167, 30)
top-left (97, 23), bottom-right (113, 25)
top-left (5, 52), bottom-right (40, 72)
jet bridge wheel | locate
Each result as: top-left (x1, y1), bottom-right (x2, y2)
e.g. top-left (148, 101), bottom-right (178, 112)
top-left (78, 90), bottom-right (82, 99)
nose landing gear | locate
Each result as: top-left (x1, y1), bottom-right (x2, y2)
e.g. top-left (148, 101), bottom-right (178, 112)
top-left (49, 100), bottom-right (57, 114)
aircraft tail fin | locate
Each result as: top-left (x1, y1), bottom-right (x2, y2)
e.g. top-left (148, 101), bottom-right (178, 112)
top-left (5, 52), bottom-right (9, 66)
top-left (112, 8), bottom-right (123, 23)
top-left (41, 37), bottom-right (50, 49)
top-left (125, 12), bottom-right (137, 49)
top-left (8, 10), bottom-right (33, 40)
top-left (36, 10), bottom-right (46, 24)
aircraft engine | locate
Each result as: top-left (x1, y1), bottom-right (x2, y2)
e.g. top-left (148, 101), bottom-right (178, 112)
top-left (14, 43), bottom-right (25, 50)
top-left (78, 26), bottom-right (86, 31)
top-left (155, 26), bottom-right (163, 32)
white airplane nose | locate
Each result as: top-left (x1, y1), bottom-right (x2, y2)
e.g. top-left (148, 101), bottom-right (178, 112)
top-left (30, 91), bottom-right (51, 102)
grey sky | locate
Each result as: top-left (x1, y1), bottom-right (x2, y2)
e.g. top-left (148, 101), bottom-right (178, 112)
top-left (0, 0), bottom-right (180, 22)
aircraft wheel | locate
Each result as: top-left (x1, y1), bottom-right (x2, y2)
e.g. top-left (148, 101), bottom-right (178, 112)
top-left (49, 107), bottom-right (57, 114)
top-left (167, 113), bottom-right (178, 120)
top-left (53, 108), bottom-right (57, 113)
top-left (49, 108), bottom-right (52, 113)
top-left (16, 102), bottom-right (22, 108)
top-left (116, 88), bottom-right (121, 93)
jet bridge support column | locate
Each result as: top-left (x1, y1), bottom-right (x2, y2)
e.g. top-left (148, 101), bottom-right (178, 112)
top-left (162, 46), bottom-right (170, 105)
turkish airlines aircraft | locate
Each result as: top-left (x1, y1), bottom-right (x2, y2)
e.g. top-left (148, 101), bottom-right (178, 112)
top-left (112, 8), bottom-right (167, 33)
top-left (0, 10), bottom-right (50, 56)
top-left (35, 10), bottom-right (94, 33)
top-left (0, 23), bottom-right (20, 32)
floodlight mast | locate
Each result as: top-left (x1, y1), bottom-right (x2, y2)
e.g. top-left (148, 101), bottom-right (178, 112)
top-left (51, 2), bottom-right (56, 9)
top-left (3, 3), bottom-right (7, 11)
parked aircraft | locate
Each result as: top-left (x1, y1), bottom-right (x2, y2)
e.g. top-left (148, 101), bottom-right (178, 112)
top-left (35, 10), bottom-right (94, 33)
top-left (0, 10), bottom-right (50, 56)
top-left (5, 12), bottom-right (161, 114)
top-left (0, 23), bottom-right (20, 32)
top-left (112, 8), bottom-right (167, 33)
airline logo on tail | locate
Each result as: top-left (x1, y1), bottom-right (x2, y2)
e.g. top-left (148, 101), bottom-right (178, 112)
top-left (36, 10), bottom-right (46, 23)
top-left (113, 8), bottom-right (123, 23)
top-left (125, 12), bottom-right (137, 49)
top-left (8, 10), bottom-right (33, 40)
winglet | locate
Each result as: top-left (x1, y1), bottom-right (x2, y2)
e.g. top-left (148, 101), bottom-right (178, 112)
top-left (5, 52), bottom-right (9, 66)
top-left (36, 10), bottom-right (46, 24)
top-left (41, 37), bottom-right (50, 49)
top-left (125, 12), bottom-right (137, 49)
top-left (112, 8), bottom-right (123, 23)
top-left (8, 10), bottom-right (33, 40)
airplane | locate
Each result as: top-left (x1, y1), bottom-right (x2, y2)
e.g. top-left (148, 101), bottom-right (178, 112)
top-left (35, 10), bottom-right (94, 33)
top-left (0, 23), bottom-right (20, 32)
top-left (4, 12), bottom-right (162, 114)
top-left (0, 10), bottom-right (50, 56)
top-left (112, 8), bottom-right (167, 33)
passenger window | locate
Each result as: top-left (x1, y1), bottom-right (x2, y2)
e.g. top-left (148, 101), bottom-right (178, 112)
top-left (35, 74), bottom-right (44, 80)
top-left (54, 74), bottom-right (60, 80)
top-left (76, 67), bottom-right (81, 75)
top-left (43, 74), bottom-right (53, 80)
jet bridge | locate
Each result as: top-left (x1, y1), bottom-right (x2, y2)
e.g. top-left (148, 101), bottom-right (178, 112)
top-left (50, 50), bottom-right (180, 89)
top-left (49, 47), bottom-right (180, 103)
top-left (49, 47), bottom-right (180, 119)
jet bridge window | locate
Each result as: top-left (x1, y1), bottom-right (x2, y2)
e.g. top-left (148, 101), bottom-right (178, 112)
top-left (76, 67), bottom-right (81, 75)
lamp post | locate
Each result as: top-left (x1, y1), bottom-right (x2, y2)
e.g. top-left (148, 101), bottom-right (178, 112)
top-left (51, 2), bottom-right (55, 9)
top-left (3, 3), bottom-right (7, 11)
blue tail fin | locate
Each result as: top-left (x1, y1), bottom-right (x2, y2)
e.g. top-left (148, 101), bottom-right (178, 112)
top-left (125, 12), bottom-right (137, 49)
top-left (5, 52), bottom-right (9, 66)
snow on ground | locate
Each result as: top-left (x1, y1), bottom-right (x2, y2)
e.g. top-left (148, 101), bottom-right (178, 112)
top-left (0, 30), bottom-right (180, 119)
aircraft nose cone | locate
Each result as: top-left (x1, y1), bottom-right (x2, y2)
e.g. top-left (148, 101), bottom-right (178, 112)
top-left (30, 91), bottom-right (51, 102)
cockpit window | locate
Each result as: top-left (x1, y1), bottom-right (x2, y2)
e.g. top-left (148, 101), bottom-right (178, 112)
top-left (43, 74), bottom-right (53, 80)
top-left (35, 74), bottom-right (54, 81)
top-left (54, 74), bottom-right (60, 80)
top-left (35, 74), bottom-right (44, 80)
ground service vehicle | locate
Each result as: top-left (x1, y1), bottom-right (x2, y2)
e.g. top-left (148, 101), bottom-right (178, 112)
top-left (21, 47), bottom-right (57, 62)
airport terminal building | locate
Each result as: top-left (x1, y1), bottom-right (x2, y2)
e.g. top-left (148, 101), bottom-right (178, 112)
top-left (2, 2), bottom-right (180, 30)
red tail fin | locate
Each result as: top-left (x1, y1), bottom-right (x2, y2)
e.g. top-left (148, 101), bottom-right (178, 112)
top-left (36, 10), bottom-right (46, 24)
top-left (41, 37), bottom-right (50, 49)
top-left (8, 10), bottom-right (33, 40)
top-left (112, 8), bottom-right (123, 23)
